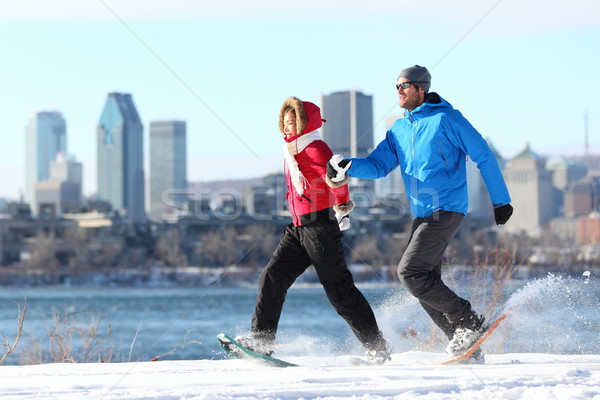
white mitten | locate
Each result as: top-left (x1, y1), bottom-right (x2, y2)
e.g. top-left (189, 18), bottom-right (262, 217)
top-left (335, 210), bottom-right (350, 231)
top-left (333, 200), bottom-right (354, 231)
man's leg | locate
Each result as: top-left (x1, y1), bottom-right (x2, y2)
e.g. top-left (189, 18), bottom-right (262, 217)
top-left (418, 265), bottom-right (456, 340)
top-left (397, 211), bottom-right (481, 329)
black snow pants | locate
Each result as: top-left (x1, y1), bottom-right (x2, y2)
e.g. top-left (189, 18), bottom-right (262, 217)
top-left (397, 210), bottom-right (475, 339)
top-left (251, 221), bottom-right (384, 349)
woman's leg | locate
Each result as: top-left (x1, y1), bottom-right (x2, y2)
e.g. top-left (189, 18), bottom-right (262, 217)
top-left (251, 224), bottom-right (312, 342)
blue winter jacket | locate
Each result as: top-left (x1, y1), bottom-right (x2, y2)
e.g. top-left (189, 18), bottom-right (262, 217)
top-left (347, 93), bottom-right (511, 218)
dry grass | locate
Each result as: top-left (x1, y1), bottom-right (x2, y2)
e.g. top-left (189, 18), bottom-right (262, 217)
top-left (460, 247), bottom-right (520, 354)
top-left (12, 308), bottom-right (201, 365)
top-left (19, 309), bottom-right (115, 364)
top-left (471, 247), bottom-right (519, 316)
top-left (149, 335), bottom-right (202, 362)
top-left (416, 248), bottom-right (518, 352)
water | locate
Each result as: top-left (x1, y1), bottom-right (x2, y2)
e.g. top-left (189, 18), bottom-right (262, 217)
top-left (0, 272), bottom-right (598, 365)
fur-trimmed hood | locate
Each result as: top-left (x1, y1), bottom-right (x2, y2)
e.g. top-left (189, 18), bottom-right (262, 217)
top-left (279, 96), bottom-right (325, 136)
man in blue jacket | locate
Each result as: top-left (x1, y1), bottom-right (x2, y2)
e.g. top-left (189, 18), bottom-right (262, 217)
top-left (326, 65), bottom-right (513, 363)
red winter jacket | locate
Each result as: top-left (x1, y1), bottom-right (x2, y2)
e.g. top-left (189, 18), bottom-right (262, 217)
top-left (280, 99), bottom-right (350, 226)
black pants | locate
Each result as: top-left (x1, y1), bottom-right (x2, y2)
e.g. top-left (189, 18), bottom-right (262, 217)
top-left (397, 210), bottom-right (474, 339)
top-left (251, 222), bottom-right (384, 349)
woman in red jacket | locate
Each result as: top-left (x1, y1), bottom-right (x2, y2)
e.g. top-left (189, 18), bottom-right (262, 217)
top-left (236, 97), bottom-right (391, 364)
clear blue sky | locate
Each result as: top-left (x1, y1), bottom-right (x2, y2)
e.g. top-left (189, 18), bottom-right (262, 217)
top-left (1, 0), bottom-right (599, 199)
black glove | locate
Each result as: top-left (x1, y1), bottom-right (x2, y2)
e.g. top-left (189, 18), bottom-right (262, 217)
top-left (326, 162), bottom-right (337, 181)
top-left (494, 204), bottom-right (513, 225)
top-left (326, 155), bottom-right (351, 182)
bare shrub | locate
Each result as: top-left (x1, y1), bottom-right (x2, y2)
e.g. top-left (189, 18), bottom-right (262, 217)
top-left (26, 231), bottom-right (58, 269)
top-left (350, 235), bottom-right (383, 267)
top-left (0, 298), bottom-right (26, 364)
top-left (200, 227), bottom-right (240, 266)
top-left (155, 228), bottom-right (186, 267)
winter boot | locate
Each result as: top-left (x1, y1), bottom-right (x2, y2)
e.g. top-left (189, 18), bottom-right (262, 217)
top-left (365, 338), bottom-right (392, 365)
top-left (446, 313), bottom-right (485, 357)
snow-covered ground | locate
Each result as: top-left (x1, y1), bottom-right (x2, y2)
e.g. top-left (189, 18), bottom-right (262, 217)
top-left (1, 352), bottom-right (599, 400)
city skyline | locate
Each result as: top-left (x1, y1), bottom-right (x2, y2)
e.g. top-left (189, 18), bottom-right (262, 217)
top-left (1, 1), bottom-right (599, 199)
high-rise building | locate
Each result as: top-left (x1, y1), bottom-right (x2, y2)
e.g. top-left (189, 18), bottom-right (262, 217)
top-left (577, 212), bottom-right (600, 244)
top-left (504, 144), bottom-right (554, 235)
top-left (149, 120), bottom-right (188, 221)
top-left (24, 111), bottom-right (67, 212)
top-left (547, 157), bottom-right (588, 217)
top-left (97, 92), bottom-right (145, 222)
top-left (564, 175), bottom-right (600, 218)
top-left (376, 115), bottom-right (405, 196)
top-left (547, 158), bottom-right (588, 191)
top-left (321, 90), bottom-right (375, 203)
top-left (321, 90), bottom-right (374, 158)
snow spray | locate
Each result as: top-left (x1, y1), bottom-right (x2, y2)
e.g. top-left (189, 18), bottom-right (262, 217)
top-left (493, 272), bottom-right (600, 354)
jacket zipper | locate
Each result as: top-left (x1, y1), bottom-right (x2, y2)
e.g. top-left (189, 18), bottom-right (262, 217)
top-left (438, 142), bottom-right (448, 166)
top-left (438, 142), bottom-right (452, 179)
top-left (284, 161), bottom-right (298, 225)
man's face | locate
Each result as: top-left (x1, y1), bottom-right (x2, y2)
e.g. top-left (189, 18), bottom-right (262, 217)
top-left (397, 78), bottom-right (425, 111)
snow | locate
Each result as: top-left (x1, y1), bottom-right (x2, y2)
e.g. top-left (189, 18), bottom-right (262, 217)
top-left (1, 352), bottom-right (599, 399)
top-left (1, 274), bottom-right (597, 399)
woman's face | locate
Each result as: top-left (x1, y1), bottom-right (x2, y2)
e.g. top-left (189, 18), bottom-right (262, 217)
top-left (283, 111), bottom-right (297, 138)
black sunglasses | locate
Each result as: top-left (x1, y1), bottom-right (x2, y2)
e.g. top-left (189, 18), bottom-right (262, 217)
top-left (396, 81), bottom-right (424, 90)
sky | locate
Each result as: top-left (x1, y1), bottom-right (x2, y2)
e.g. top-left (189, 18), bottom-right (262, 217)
top-left (1, 0), bottom-right (599, 199)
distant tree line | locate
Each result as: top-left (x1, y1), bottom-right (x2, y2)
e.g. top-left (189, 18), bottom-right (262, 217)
top-left (8, 215), bottom-right (598, 280)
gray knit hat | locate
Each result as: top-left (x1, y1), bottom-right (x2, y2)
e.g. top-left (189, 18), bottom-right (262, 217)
top-left (397, 65), bottom-right (431, 93)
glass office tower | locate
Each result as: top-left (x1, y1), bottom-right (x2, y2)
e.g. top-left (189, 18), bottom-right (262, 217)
top-left (321, 90), bottom-right (374, 158)
top-left (25, 111), bottom-right (67, 213)
top-left (149, 120), bottom-right (187, 221)
top-left (97, 92), bottom-right (146, 222)
top-left (321, 90), bottom-right (375, 202)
